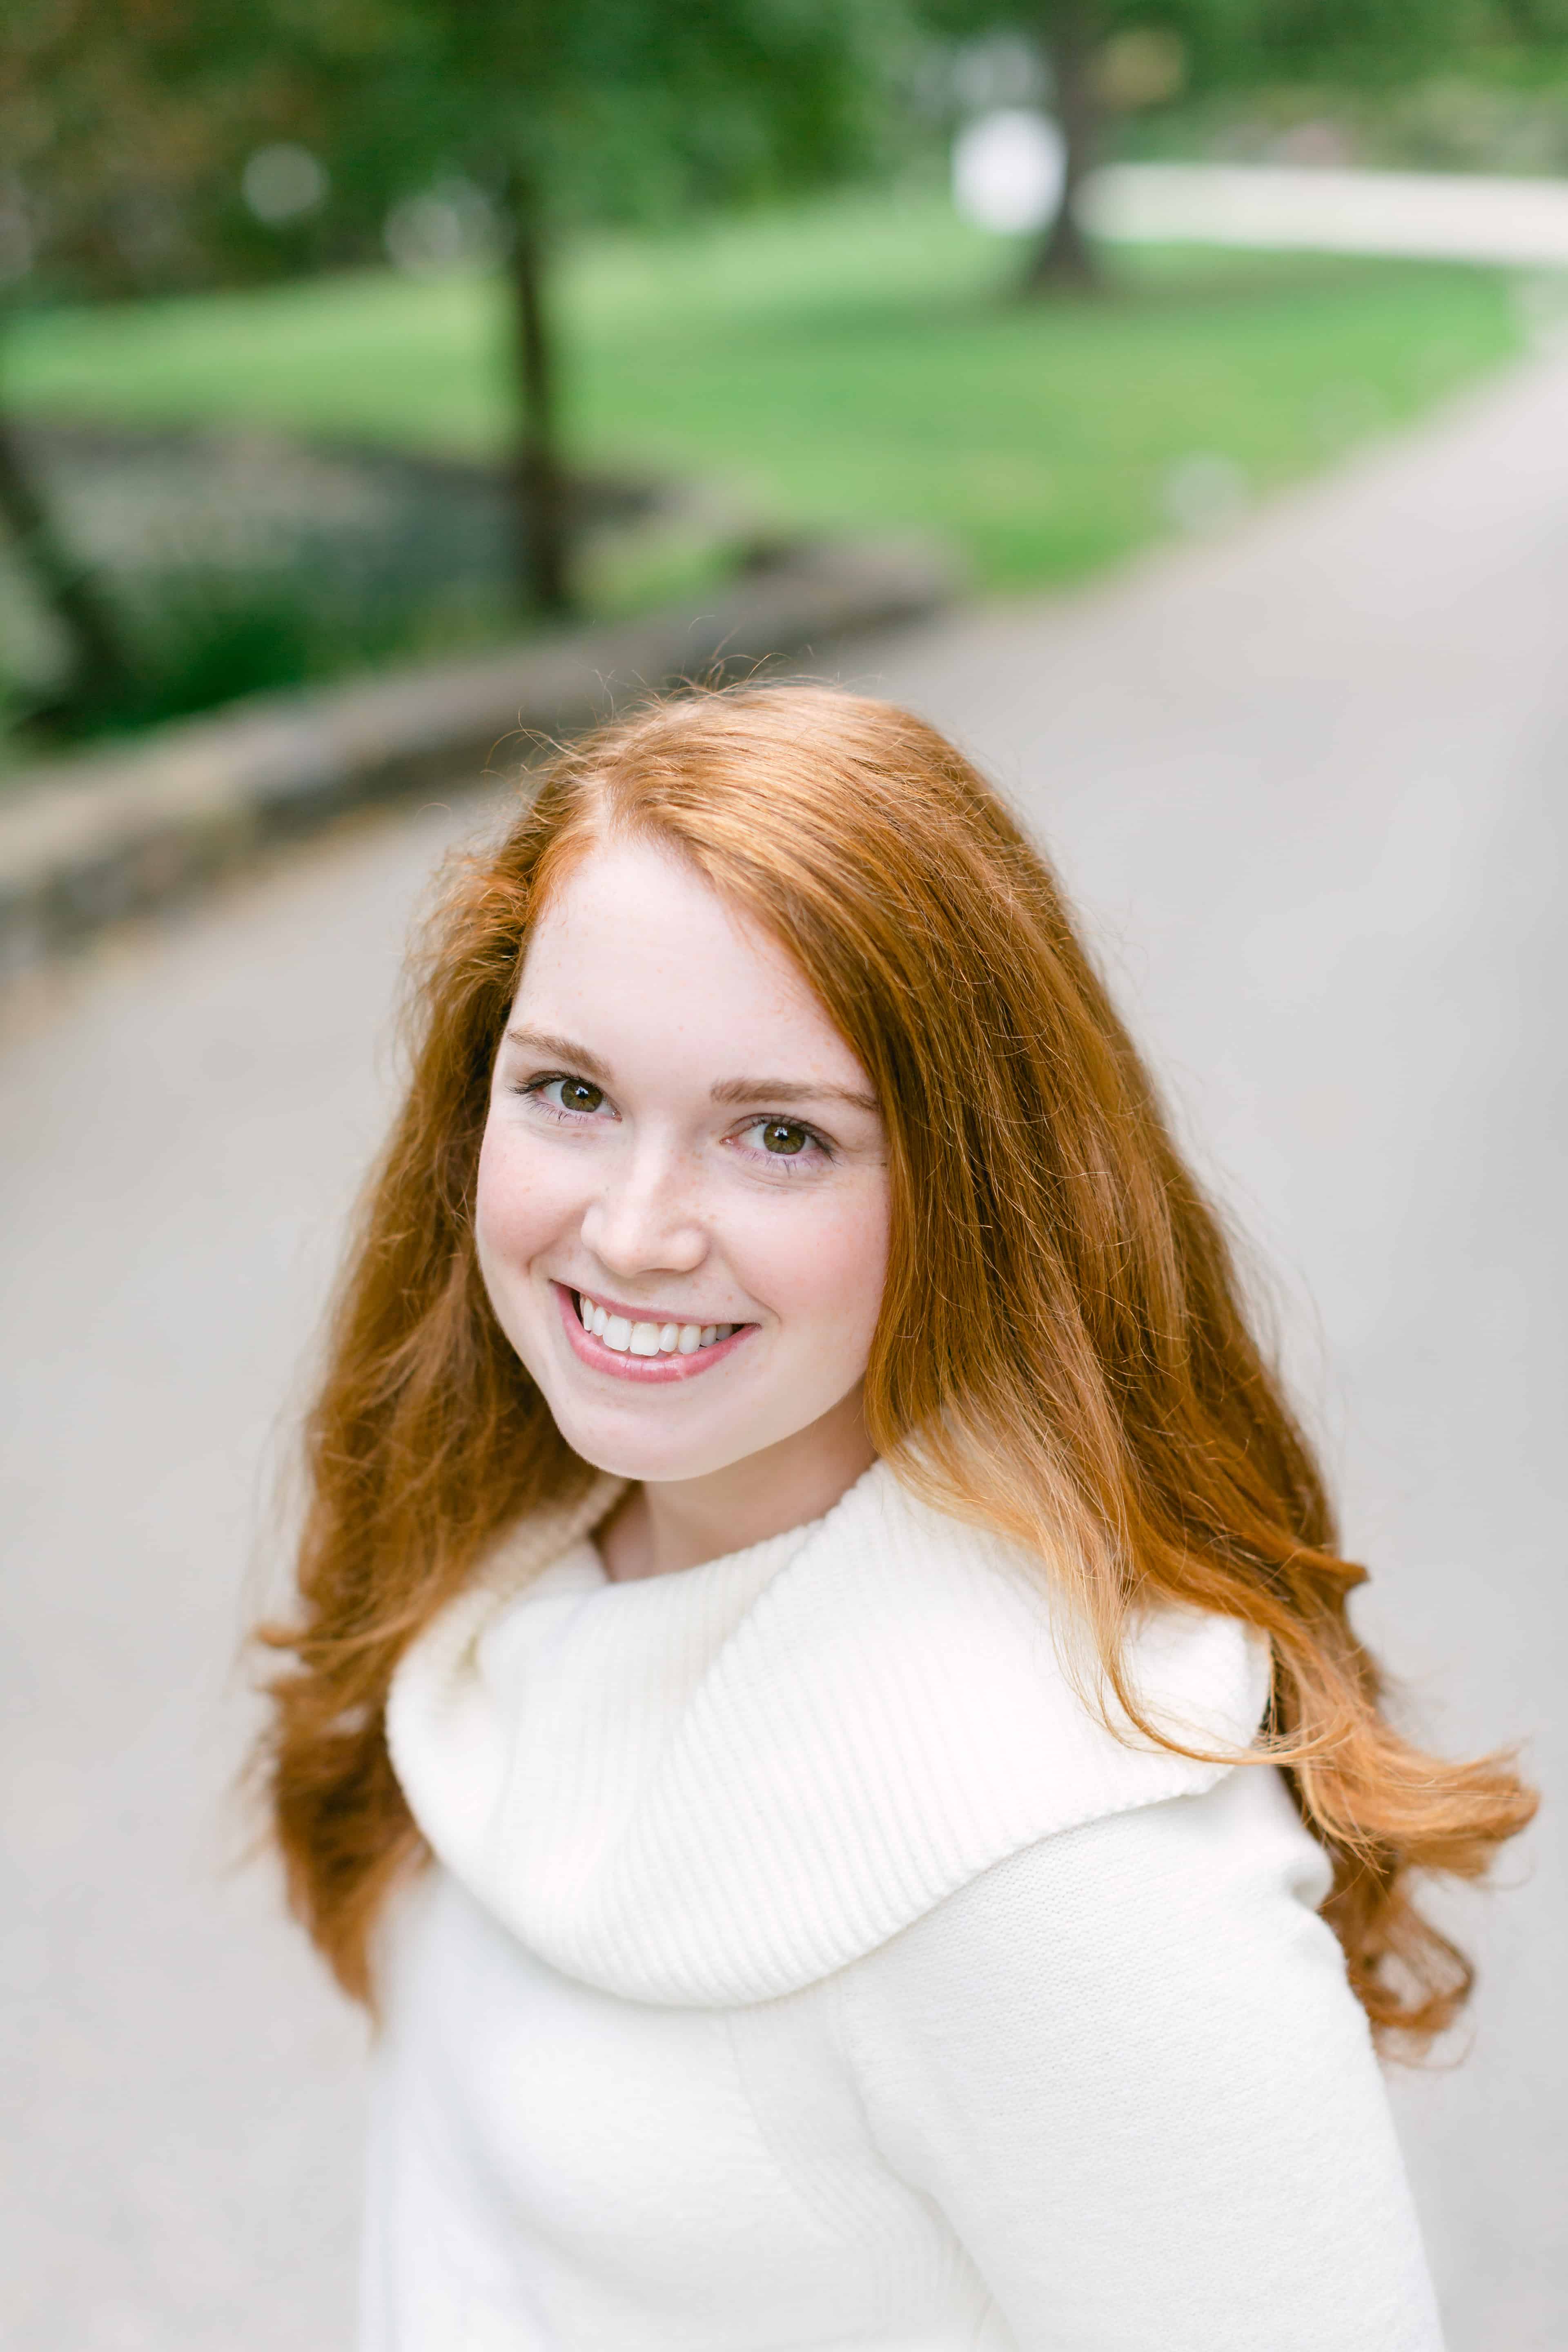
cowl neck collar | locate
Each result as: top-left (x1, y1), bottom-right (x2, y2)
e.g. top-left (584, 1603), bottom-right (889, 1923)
top-left (387, 1459), bottom-right (1268, 2007)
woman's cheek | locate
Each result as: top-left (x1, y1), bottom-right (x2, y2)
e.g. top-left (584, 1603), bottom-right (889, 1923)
top-left (473, 1120), bottom-right (517, 1267)
top-left (742, 1176), bottom-right (888, 1359)
top-left (475, 1119), bottom-right (567, 1273)
top-left (826, 1180), bottom-right (892, 1354)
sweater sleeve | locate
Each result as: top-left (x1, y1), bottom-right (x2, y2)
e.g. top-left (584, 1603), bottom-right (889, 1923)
top-left (835, 1762), bottom-right (1445, 2352)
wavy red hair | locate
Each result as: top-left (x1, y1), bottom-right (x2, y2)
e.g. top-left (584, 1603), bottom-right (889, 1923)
top-left (256, 682), bottom-right (1535, 2033)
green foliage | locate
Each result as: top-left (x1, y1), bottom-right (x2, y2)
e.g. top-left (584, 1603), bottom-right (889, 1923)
top-left (307, 0), bottom-right (906, 216)
top-left (913, 0), bottom-right (1566, 100)
top-left (915, 0), bottom-right (1272, 106)
top-left (100, 572), bottom-right (321, 726)
top-left (1, 0), bottom-right (323, 302)
top-left (1123, 59), bottom-right (1568, 173)
top-left (2, 0), bottom-right (910, 309)
top-left (19, 559), bottom-right (472, 744)
top-left (4, 0), bottom-right (912, 635)
top-left (8, 193), bottom-right (1526, 590)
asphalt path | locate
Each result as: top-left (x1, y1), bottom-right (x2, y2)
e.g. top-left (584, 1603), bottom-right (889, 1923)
top-left (3, 348), bottom-right (1564, 2350)
top-left (1091, 158), bottom-right (1568, 267)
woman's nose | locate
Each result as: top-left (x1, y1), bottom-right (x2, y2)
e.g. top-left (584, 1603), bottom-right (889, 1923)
top-left (579, 1147), bottom-right (706, 1278)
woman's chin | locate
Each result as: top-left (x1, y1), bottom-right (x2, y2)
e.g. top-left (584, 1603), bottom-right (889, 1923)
top-left (541, 1392), bottom-right (751, 1487)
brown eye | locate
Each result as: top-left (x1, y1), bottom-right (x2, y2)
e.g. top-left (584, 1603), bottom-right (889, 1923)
top-left (760, 1119), bottom-right (808, 1156)
top-left (545, 1077), bottom-right (606, 1115)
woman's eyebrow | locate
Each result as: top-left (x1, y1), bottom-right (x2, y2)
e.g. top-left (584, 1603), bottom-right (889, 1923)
top-left (504, 1033), bottom-right (877, 1116)
top-left (711, 1076), bottom-right (880, 1114)
top-left (503, 1028), bottom-right (613, 1084)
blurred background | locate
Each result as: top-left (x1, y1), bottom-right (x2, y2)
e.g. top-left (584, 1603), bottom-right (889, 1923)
top-left (2, 1), bottom-right (1565, 2347)
top-left (8, 0), bottom-right (1568, 742)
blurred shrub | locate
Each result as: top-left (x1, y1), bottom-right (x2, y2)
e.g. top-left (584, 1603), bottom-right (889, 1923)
top-left (128, 572), bottom-right (318, 719)
top-left (1124, 58), bottom-right (1568, 178)
top-left (0, 419), bottom-right (748, 760)
top-left (1380, 70), bottom-right (1568, 176)
top-left (7, 557), bottom-right (480, 748)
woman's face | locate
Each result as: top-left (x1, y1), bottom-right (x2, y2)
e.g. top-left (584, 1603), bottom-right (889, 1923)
top-left (475, 834), bottom-right (891, 1486)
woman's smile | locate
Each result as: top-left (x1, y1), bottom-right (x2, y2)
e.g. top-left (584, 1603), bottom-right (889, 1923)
top-left (555, 1280), bottom-right (755, 1383)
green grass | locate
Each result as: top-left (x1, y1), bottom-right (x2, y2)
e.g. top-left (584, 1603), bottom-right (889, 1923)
top-left (7, 189), bottom-right (1527, 592)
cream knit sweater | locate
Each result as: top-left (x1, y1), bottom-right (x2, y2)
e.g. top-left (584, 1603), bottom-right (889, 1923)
top-left (368, 1459), bottom-right (1443, 2350)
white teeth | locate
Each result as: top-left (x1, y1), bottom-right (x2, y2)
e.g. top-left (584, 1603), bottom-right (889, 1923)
top-left (577, 1292), bottom-right (739, 1355)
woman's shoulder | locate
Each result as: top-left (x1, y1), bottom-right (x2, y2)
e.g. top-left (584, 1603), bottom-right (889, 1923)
top-left (793, 1457), bottom-right (1272, 1777)
top-left (388, 1459), bottom-right (1272, 2009)
top-left (704, 1461), bottom-right (1274, 1971)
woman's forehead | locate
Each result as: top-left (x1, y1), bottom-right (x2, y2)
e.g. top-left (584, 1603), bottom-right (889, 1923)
top-left (514, 837), bottom-right (871, 1095)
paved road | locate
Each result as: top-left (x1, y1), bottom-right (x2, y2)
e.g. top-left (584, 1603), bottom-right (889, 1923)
top-left (4, 350), bottom-right (1565, 2350)
top-left (1093, 158), bottom-right (1568, 267)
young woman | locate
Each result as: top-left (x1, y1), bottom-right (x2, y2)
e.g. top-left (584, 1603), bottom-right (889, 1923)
top-left (259, 683), bottom-right (1533, 2351)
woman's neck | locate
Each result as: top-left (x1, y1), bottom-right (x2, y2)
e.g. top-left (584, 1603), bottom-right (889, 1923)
top-left (597, 1388), bottom-right (875, 1582)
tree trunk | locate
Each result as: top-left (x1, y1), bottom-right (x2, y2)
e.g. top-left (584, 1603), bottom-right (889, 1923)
top-left (501, 168), bottom-right (572, 619)
top-left (0, 403), bottom-right (134, 721)
top-left (1025, 4), bottom-right (1102, 295)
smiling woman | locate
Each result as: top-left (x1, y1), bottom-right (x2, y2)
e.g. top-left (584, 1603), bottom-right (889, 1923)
top-left (473, 833), bottom-right (890, 1576)
top-left (256, 682), bottom-right (1532, 2352)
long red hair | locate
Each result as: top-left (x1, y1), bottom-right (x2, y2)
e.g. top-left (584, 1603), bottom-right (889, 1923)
top-left (256, 682), bottom-right (1534, 2032)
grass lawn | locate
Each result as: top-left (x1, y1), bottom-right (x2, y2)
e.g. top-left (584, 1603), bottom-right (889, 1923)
top-left (7, 189), bottom-right (1526, 593)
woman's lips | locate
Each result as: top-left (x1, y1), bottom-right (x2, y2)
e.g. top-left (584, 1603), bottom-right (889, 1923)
top-left (553, 1281), bottom-right (755, 1384)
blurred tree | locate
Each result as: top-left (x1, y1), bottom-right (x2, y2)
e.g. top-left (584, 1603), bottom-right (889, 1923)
top-left (923, 1), bottom-right (1282, 289)
top-left (921, 0), bottom-right (1547, 292)
top-left (265, 0), bottom-right (901, 614)
top-left (2, 0), bottom-right (900, 704)
top-left (1, 0), bottom-right (314, 719)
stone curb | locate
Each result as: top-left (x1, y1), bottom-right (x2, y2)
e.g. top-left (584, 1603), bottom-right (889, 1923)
top-left (0, 535), bottom-right (953, 977)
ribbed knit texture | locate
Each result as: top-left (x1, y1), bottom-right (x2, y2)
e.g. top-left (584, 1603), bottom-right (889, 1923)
top-left (386, 1458), bottom-right (1271, 2006)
